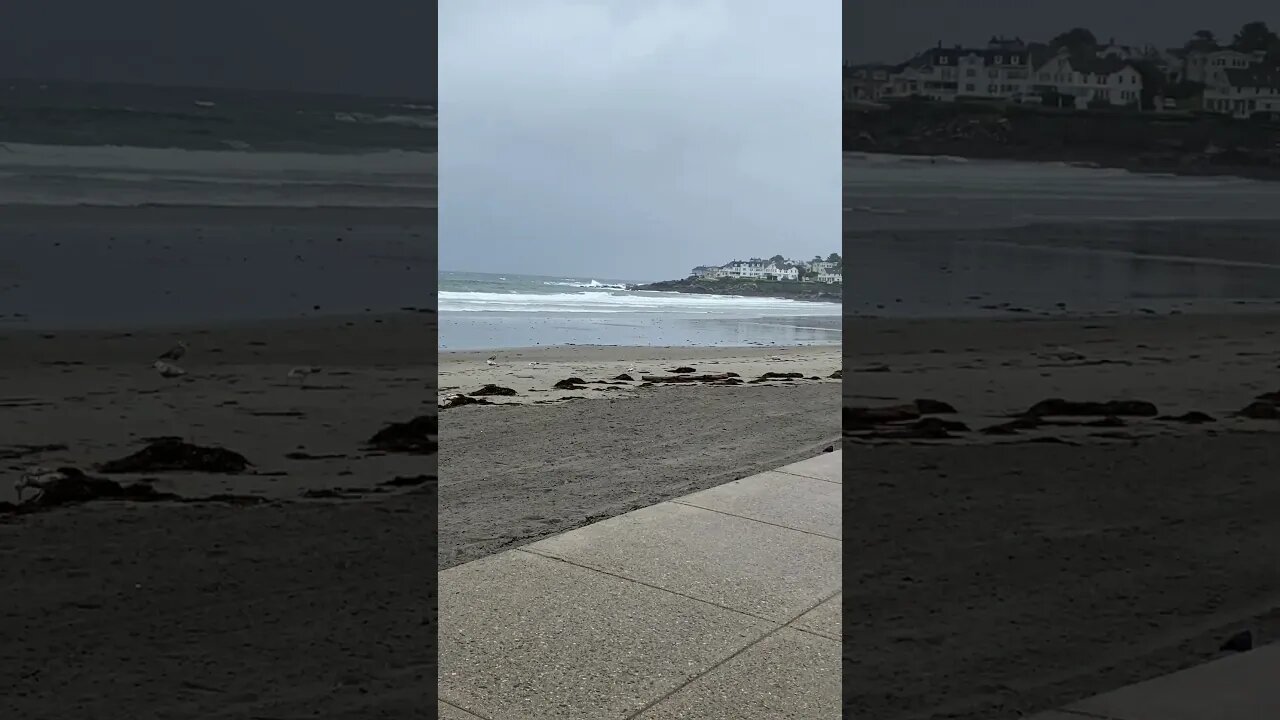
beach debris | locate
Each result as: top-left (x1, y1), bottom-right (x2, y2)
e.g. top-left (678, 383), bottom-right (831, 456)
top-left (1220, 630), bottom-right (1253, 653)
top-left (440, 393), bottom-right (493, 409)
top-left (1238, 401), bottom-right (1280, 419)
top-left (642, 373), bottom-right (737, 384)
top-left (1159, 411), bottom-right (1216, 424)
top-left (854, 364), bottom-right (891, 373)
top-left (823, 445), bottom-right (834, 453)
top-left (759, 372), bottom-right (804, 380)
top-left (486, 356), bottom-right (499, 367)
top-left (470, 384), bottom-right (517, 397)
top-left (157, 340), bottom-right (188, 361)
top-left (301, 488), bottom-right (363, 499)
top-left (1082, 416), bottom-right (1126, 428)
top-left (287, 366), bottom-right (322, 383)
top-left (553, 377), bottom-right (588, 390)
top-left (848, 417), bottom-right (967, 441)
top-left (0, 443), bottom-right (68, 460)
top-left (153, 359), bottom-right (187, 378)
top-left (913, 399), bottom-right (957, 414)
top-left (613, 374), bottom-right (634, 382)
top-left (284, 451), bottom-right (348, 460)
top-left (99, 438), bottom-right (252, 474)
top-left (829, 370), bottom-right (843, 379)
top-left (980, 417), bottom-right (1042, 435)
top-left (367, 415), bottom-right (437, 454)
top-left (672, 367), bottom-right (697, 373)
top-left (381, 474), bottom-right (435, 488)
top-left (14, 466), bottom-right (170, 508)
top-left (846, 405), bottom-right (920, 425)
top-left (1022, 398), bottom-right (1158, 418)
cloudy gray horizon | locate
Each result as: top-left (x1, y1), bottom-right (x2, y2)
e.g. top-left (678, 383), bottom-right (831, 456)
top-left (848, 1), bottom-right (1277, 65)
top-left (439, 0), bottom-right (840, 282)
top-left (0, 0), bottom-right (435, 98)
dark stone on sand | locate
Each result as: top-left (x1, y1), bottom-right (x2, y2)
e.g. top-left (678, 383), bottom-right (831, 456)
top-left (845, 405), bottom-right (920, 424)
top-left (829, 370), bottom-right (843, 379)
top-left (719, 378), bottom-right (745, 385)
top-left (285, 451), bottom-right (348, 460)
top-left (1256, 391), bottom-right (1280, 403)
top-left (381, 474), bottom-right (436, 487)
top-left (441, 393), bottom-right (493, 409)
top-left (1220, 630), bottom-right (1253, 652)
top-left (301, 488), bottom-right (359, 499)
top-left (639, 382), bottom-right (654, 388)
top-left (760, 372), bottom-right (804, 379)
top-left (1158, 411), bottom-right (1216, 424)
top-left (471, 384), bottom-right (517, 397)
top-left (913, 399), bottom-right (957, 415)
top-left (1238, 401), bottom-right (1280, 419)
top-left (1082, 416), bottom-right (1126, 428)
top-left (672, 367), bottom-right (697, 373)
top-left (912, 417), bottom-right (969, 433)
top-left (981, 416), bottom-right (1042, 435)
top-left (855, 365), bottom-right (891, 373)
top-left (1024, 398), bottom-right (1158, 418)
top-left (553, 378), bottom-right (588, 389)
top-left (99, 439), bottom-right (251, 474)
top-left (613, 374), bottom-right (634, 381)
top-left (367, 415), bottom-right (437, 454)
top-left (823, 445), bottom-right (834, 452)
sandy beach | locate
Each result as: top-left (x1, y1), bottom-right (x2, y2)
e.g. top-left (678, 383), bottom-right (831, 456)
top-left (438, 344), bottom-right (842, 568)
top-left (845, 312), bottom-right (1280, 719)
top-left (0, 312), bottom-right (437, 717)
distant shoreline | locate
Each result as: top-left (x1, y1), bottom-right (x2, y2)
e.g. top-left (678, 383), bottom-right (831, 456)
top-left (630, 277), bottom-right (842, 303)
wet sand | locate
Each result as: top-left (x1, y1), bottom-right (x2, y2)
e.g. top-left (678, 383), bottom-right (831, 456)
top-left (845, 312), bottom-right (1280, 719)
top-left (0, 312), bottom-right (436, 718)
top-left (438, 345), bottom-right (842, 568)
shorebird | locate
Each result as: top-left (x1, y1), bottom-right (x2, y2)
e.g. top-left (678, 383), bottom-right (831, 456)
top-left (153, 359), bottom-right (187, 378)
top-left (486, 356), bottom-right (499, 367)
top-left (158, 341), bottom-right (188, 361)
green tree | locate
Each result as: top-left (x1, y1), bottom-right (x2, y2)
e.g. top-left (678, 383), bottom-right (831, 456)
top-left (1231, 21), bottom-right (1278, 53)
top-left (1185, 30), bottom-right (1218, 51)
top-left (769, 254), bottom-right (786, 266)
top-left (826, 252), bottom-right (841, 264)
top-left (1049, 28), bottom-right (1098, 52)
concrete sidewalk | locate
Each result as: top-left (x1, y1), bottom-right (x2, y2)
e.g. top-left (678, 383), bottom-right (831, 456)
top-left (1029, 642), bottom-right (1280, 719)
top-left (439, 450), bottom-right (842, 720)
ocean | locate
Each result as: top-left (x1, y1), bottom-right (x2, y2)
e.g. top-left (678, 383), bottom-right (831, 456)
top-left (0, 80), bottom-right (435, 328)
top-left (439, 271), bottom-right (841, 350)
top-left (846, 152), bottom-right (1280, 317)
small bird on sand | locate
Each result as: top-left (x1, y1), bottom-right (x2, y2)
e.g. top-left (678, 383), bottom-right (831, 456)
top-left (157, 341), bottom-right (188, 361)
top-left (486, 356), bottom-right (499, 367)
top-left (153, 359), bottom-right (187, 378)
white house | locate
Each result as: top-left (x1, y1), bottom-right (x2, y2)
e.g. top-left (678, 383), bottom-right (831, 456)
top-left (1203, 67), bottom-right (1280, 118)
top-left (1182, 49), bottom-right (1263, 86)
top-left (717, 260), bottom-right (797, 281)
top-left (1030, 51), bottom-right (1144, 108)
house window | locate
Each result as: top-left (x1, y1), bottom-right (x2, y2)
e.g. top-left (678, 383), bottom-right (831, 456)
top-left (965, 83), bottom-right (975, 91)
top-left (939, 55), bottom-right (949, 64)
top-left (995, 55), bottom-right (1004, 64)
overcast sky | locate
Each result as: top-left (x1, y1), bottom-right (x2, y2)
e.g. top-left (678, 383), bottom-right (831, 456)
top-left (439, 0), bottom-right (840, 281)
top-left (0, 1), bottom-right (435, 97)
top-left (847, 1), bottom-right (1278, 64)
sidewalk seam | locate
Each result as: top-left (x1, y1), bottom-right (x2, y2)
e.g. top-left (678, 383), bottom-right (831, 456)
top-left (439, 698), bottom-right (494, 720)
top-left (669, 499), bottom-right (841, 540)
top-left (620, 589), bottom-right (843, 719)
top-left (773, 468), bottom-right (842, 484)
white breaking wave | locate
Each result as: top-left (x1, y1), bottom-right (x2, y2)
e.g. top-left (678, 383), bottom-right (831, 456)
top-left (542, 279), bottom-right (629, 290)
top-left (438, 290), bottom-right (840, 315)
top-left (333, 112), bottom-right (437, 129)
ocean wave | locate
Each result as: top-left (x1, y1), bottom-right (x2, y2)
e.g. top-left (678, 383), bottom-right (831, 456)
top-left (439, 290), bottom-right (840, 315)
top-left (541, 279), bottom-right (630, 290)
top-left (334, 112), bottom-right (437, 129)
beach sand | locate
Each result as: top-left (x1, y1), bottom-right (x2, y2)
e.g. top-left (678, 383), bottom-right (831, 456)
top-left (0, 312), bottom-right (437, 718)
top-left (845, 312), bottom-right (1280, 719)
top-left (438, 344), bottom-right (842, 568)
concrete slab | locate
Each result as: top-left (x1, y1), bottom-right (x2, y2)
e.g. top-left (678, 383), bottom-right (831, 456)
top-left (774, 450), bottom-right (841, 483)
top-left (675, 470), bottom-right (841, 539)
top-left (438, 550), bottom-right (774, 720)
top-left (440, 701), bottom-right (488, 719)
top-left (524, 502), bottom-right (841, 622)
top-left (790, 592), bottom-right (841, 641)
top-left (1058, 643), bottom-right (1280, 720)
top-left (635, 628), bottom-right (841, 719)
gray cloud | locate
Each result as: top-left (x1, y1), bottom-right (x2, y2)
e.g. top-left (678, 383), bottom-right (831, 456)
top-left (439, 0), bottom-right (840, 281)
top-left (0, 0), bottom-right (435, 97)
top-left (848, 0), bottom-right (1278, 65)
